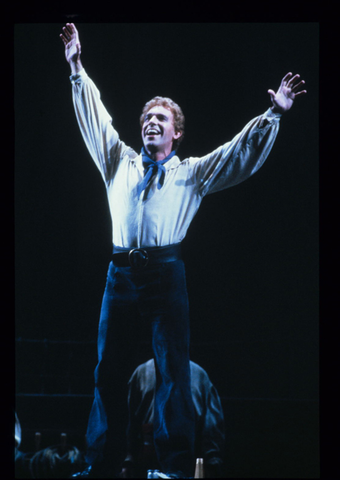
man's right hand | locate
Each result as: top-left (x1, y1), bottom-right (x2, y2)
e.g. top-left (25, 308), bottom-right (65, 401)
top-left (60, 23), bottom-right (83, 74)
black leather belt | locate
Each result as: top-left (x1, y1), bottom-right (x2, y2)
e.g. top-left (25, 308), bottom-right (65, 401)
top-left (111, 243), bottom-right (182, 269)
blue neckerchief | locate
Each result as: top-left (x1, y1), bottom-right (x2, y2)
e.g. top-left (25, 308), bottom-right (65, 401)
top-left (137, 147), bottom-right (176, 196)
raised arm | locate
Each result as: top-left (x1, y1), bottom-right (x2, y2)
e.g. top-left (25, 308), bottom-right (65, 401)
top-left (59, 24), bottom-right (137, 184)
top-left (192, 72), bottom-right (307, 196)
top-left (60, 23), bottom-right (83, 75)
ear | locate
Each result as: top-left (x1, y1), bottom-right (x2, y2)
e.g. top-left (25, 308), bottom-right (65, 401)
top-left (173, 130), bottom-right (182, 140)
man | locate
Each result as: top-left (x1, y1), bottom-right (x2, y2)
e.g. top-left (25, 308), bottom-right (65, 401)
top-left (60, 23), bottom-right (306, 479)
top-left (121, 359), bottom-right (225, 478)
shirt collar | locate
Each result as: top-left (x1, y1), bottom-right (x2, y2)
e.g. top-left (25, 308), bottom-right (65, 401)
top-left (141, 147), bottom-right (177, 164)
top-left (133, 148), bottom-right (180, 171)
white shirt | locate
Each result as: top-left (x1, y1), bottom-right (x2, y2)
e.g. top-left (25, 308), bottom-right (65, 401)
top-left (70, 69), bottom-right (281, 248)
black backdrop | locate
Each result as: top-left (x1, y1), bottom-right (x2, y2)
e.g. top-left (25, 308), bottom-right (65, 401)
top-left (15, 22), bottom-right (319, 478)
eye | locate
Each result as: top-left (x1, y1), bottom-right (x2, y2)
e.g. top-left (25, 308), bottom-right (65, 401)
top-left (144, 113), bottom-right (168, 123)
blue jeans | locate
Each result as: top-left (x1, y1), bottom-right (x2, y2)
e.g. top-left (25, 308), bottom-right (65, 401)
top-left (85, 256), bottom-right (196, 477)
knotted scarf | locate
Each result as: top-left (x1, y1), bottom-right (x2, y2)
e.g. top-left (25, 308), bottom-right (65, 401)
top-left (137, 147), bottom-right (176, 197)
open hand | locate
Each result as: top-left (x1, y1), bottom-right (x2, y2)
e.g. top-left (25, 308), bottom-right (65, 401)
top-left (60, 23), bottom-right (81, 66)
top-left (268, 72), bottom-right (307, 113)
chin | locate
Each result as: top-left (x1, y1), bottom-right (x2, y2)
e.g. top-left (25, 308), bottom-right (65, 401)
top-left (144, 143), bottom-right (158, 154)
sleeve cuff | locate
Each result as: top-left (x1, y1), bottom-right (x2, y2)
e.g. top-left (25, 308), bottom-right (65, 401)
top-left (265, 107), bottom-right (282, 119)
top-left (69, 68), bottom-right (87, 84)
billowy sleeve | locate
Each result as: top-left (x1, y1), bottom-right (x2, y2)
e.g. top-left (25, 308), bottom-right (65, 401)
top-left (191, 108), bottom-right (282, 196)
top-left (70, 69), bottom-right (137, 184)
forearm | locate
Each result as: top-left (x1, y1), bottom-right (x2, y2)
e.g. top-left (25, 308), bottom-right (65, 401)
top-left (69, 58), bottom-right (83, 75)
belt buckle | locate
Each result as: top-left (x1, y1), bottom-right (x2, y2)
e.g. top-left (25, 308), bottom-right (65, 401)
top-left (128, 248), bottom-right (149, 268)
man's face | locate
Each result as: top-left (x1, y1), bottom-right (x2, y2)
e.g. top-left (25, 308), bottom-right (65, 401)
top-left (141, 105), bottom-right (181, 157)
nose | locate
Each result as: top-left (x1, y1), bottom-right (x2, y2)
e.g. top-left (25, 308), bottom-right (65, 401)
top-left (148, 114), bottom-right (158, 125)
top-left (144, 114), bottom-right (160, 135)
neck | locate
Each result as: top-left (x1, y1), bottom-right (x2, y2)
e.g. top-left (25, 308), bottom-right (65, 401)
top-left (144, 146), bottom-right (173, 162)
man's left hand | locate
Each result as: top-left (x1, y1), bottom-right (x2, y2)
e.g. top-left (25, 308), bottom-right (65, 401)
top-left (268, 72), bottom-right (307, 113)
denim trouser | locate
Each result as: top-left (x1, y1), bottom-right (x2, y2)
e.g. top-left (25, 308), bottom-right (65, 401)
top-left (85, 256), bottom-right (196, 477)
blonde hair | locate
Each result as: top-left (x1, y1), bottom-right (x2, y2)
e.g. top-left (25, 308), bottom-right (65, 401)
top-left (140, 96), bottom-right (185, 150)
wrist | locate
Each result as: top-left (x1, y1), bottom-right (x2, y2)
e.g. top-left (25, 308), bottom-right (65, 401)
top-left (271, 105), bottom-right (283, 114)
top-left (70, 58), bottom-right (83, 75)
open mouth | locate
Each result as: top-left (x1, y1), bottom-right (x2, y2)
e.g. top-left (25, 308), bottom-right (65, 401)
top-left (145, 128), bottom-right (161, 136)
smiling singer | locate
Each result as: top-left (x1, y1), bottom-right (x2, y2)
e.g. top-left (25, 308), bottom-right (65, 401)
top-left (60, 23), bottom-right (307, 479)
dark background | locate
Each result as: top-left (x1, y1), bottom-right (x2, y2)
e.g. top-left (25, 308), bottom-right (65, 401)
top-left (15, 22), bottom-right (319, 478)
